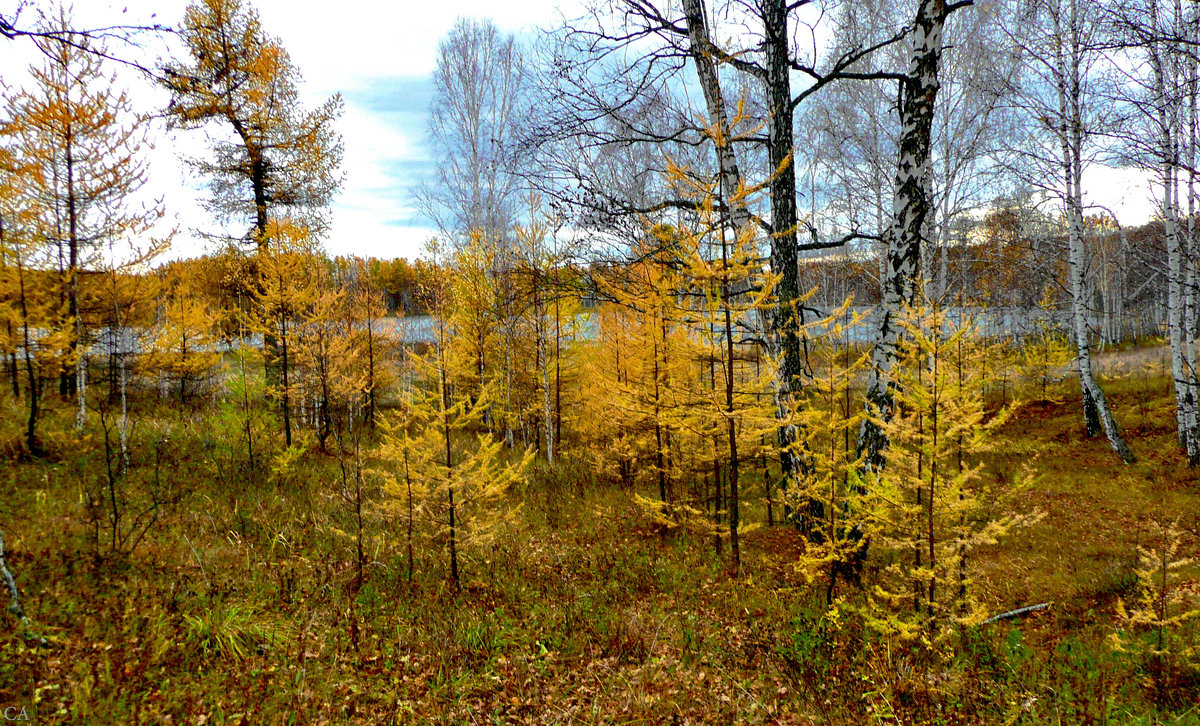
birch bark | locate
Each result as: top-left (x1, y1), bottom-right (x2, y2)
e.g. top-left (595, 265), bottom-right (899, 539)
top-left (1058, 0), bottom-right (1133, 463)
top-left (859, 0), bottom-right (951, 471)
top-left (1150, 0), bottom-right (1199, 463)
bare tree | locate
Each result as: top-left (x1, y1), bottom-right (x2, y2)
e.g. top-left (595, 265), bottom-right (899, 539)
top-left (421, 17), bottom-right (528, 246)
top-left (1109, 0), bottom-right (1199, 464)
top-left (1, 1), bottom-right (167, 77)
top-left (999, 0), bottom-right (1134, 462)
top-left (925, 4), bottom-right (1020, 302)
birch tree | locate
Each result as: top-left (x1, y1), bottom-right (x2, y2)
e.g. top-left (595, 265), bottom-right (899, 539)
top-left (859, 0), bottom-right (970, 471)
top-left (1110, 0), bottom-right (1199, 464)
top-left (1001, 0), bottom-right (1134, 462)
top-left (422, 17), bottom-right (527, 246)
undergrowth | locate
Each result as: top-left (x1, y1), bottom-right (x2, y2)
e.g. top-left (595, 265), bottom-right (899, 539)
top-left (0, 363), bottom-right (1197, 724)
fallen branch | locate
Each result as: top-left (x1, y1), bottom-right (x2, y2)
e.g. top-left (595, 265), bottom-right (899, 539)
top-left (0, 529), bottom-right (28, 623)
top-left (982, 602), bottom-right (1053, 625)
top-left (1, 530), bottom-right (49, 647)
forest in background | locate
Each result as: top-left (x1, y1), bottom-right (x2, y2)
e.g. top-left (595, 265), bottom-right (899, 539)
top-left (2, 0), bottom-right (1200, 723)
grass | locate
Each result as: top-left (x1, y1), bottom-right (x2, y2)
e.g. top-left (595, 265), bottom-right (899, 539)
top-left (0, 349), bottom-right (1198, 724)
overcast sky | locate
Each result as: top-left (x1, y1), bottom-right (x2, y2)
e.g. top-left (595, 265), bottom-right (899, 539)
top-left (1, 0), bottom-right (1157, 263)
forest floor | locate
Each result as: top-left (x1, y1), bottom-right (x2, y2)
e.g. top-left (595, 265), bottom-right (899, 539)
top-left (0, 348), bottom-right (1198, 724)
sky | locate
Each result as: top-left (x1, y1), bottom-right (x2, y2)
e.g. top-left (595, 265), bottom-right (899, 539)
top-left (0, 0), bottom-right (1160, 263)
top-left (0, 0), bottom-right (570, 261)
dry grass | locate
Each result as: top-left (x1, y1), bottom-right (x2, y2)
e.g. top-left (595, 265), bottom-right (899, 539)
top-left (0, 357), bottom-right (1198, 724)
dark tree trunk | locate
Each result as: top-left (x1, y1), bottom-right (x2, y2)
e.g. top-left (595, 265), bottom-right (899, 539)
top-left (721, 221), bottom-right (741, 569)
top-left (762, 0), bottom-right (809, 523)
top-left (65, 126), bottom-right (80, 400)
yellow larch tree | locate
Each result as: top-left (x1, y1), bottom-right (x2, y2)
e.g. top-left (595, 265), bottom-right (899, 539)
top-left (446, 232), bottom-right (500, 430)
top-left (163, 0), bottom-right (342, 392)
top-left (1111, 518), bottom-right (1200, 707)
top-left (163, 0), bottom-right (342, 247)
top-left (664, 163), bottom-right (779, 569)
top-left (1020, 287), bottom-right (1074, 402)
top-left (507, 195), bottom-right (583, 465)
top-left (7, 8), bottom-right (165, 429)
top-left (788, 302), bottom-right (871, 603)
top-left (393, 238), bottom-right (532, 587)
top-left (375, 407), bottom-right (433, 585)
top-left (583, 224), bottom-right (692, 511)
top-left (860, 304), bottom-right (1036, 643)
top-left (340, 256), bottom-right (393, 430)
top-left (0, 121), bottom-right (70, 453)
top-left (143, 275), bottom-right (222, 405)
top-left (95, 225), bottom-right (168, 471)
top-left (290, 259), bottom-right (371, 451)
top-left (249, 219), bottom-right (318, 447)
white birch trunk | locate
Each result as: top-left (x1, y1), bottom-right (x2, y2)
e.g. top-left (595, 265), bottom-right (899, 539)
top-left (74, 348), bottom-right (86, 432)
top-left (119, 348), bottom-right (130, 474)
top-left (859, 0), bottom-right (949, 470)
top-left (503, 335), bottom-right (515, 448)
top-left (73, 301), bottom-right (86, 432)
top-left (538, 289), bottom-right (554, 465)
top-left (1184, 0), bottom-right (1200, 460)
top-left (1151, 0), bottom-right (1199, 463)
top-left (681, 0), bottom-right (753, 234)
top-left (1058, 0), bottom-right (1133, 462)
top-left (937, 186), bottom-right (951, 303)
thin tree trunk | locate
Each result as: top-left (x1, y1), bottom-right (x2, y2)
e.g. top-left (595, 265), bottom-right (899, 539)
top-left (1033, 0), bottom-right (1135, 462)
top-left (537, 272), bottom-right (554, 464)
top-left (118, 347), bottom-right (129, 473)
top-left (6, 332), bottom-right (17, 401)
top-left (720, 219), bottom-right (741, 570)
top-left (555, 286), bottom-right (562, 446)
top-left (440, 331), bottom-right (459, 587)
top-left (5, 216), bottom-right (40, 454)
top-left (761, 0), bottom-right (808, 515)
top-left (653, 334), bottom-right (668, 504)
top-left (403, 444), bottom-right (414, 584)
top-left (1150, 0), bottom-right (1190, 462)
top-left (366, 304), bottom-right (377, 428)
top-left (65, 125), bottom-right (80, 403)
top-left (937, 167), bottom-right (951, 303)
top-left (281, 316), bottom-right (292, 447)
top-left (353, 442), bottom-right (364, 593)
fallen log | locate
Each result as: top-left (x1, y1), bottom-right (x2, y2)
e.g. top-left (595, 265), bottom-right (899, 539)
top-left (0, 529), bottom-right (28, 623)
top-left (982, 602), bottom-right (1053, 625)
